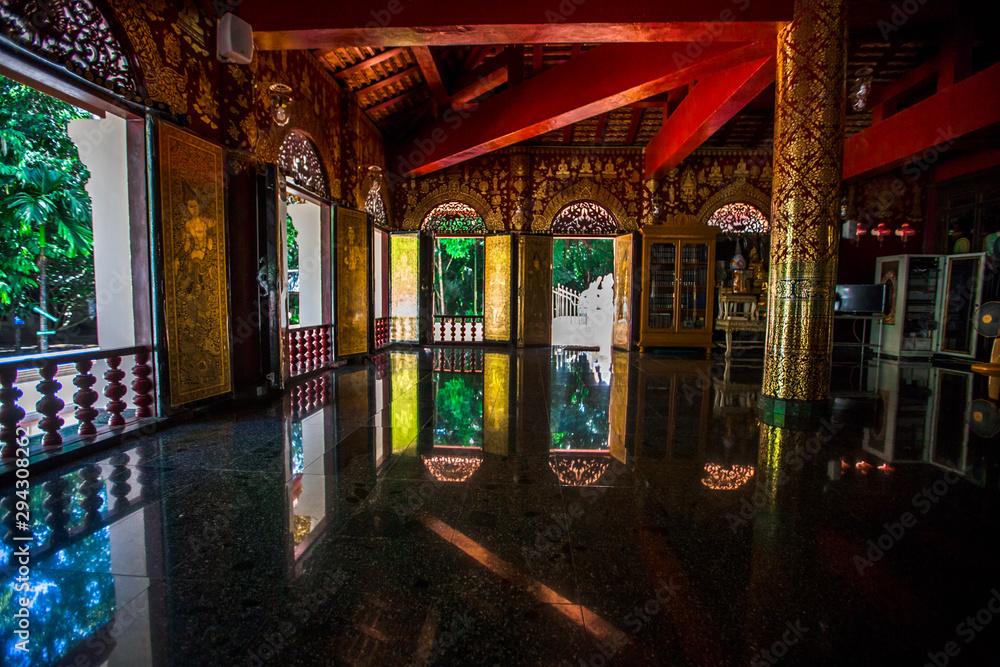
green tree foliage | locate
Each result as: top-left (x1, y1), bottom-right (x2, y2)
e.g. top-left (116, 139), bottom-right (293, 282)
top-left (0, 76), bottom-right (95, 350)
top-left (433, 373), bottom-right (484, 447)
top-left (433, 237), bottom-right (484, 316)
top-left (286, 211), bottom-right (299, 325)
top-left (552, 238), bottom-right (614, 293)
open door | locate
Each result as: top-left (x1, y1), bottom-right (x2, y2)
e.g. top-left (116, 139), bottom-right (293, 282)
top-left (518, 235), bottom-right (552, 346)
top-left (484, 234), bottom-right (513, 343)
top-left (613, 233), bottom-right (634, 350)
top-left (335, 207), bottom-right (370, 357)
top-left (390, 232), bottom-right (420, 343)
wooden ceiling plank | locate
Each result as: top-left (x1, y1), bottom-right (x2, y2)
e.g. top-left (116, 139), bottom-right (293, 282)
top-left (334, 47), bottom-right (407, 79)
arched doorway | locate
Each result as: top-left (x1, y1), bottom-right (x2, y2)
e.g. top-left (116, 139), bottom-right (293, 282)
top-left (276, 131), bottom-right (333, 381)
top-left (423, 201), bottom-right (487, 343)
top-left (550, 201), bottom-right (619, 353)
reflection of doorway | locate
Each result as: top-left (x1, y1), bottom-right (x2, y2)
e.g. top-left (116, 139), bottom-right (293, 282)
top-left (432, 236), bottom-right (485, 342)
top-left (551, 238), bottom-right (614, 349)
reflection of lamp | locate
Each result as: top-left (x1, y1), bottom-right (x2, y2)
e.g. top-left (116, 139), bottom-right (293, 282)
top-left (269, 83), bottom-right (293, 126)
top-left (894, 222), bottom-right (917, 245)
top-left (701, 463), bottom-right (754, 490)
top-left (871, 222), bottom-right (891, 244)
top-left (549, 455), bottom-right (611, 486)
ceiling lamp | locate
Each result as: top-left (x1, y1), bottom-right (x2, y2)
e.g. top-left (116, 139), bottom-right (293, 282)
top-left (871, 222), bottom-right (891, 244)
top-left (894, 221), bottom-right (918, 245)
top-left (856, 222), bottom-right (868, 237)
top-left (851, 67), bottom-right (873, 112)
top-left (269, 83), bottom-right (293, 126)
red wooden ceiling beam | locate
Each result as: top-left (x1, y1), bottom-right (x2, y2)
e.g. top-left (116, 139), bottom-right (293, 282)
top-left (844, 61), bottom-right (1000, 181)
top-left (243, 0), bottom-right (790, 50)
top-left (644, 56), bottom-right (774, 179)
top-left (392, 41), bottom-right (773, 177)
top-left (411, 46), bottom-right (450, 106)
top-left (332, 47), bottom-right (407, 80)
top-left (463, 45), bottom-right (494, 71)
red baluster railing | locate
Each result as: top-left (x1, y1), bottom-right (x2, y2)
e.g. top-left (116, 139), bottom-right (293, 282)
top-left (0, 346), bottom-right (156, 463)
top-left (287, 324), bottom-right (334, 379)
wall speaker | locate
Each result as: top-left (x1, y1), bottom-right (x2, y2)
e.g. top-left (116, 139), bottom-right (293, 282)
top-left (218, 13), bottom-right (253, 65)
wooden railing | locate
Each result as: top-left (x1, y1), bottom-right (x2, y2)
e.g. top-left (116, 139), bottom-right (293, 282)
top-left (554, 285), bottom-right (586, 324)
top-left (375, 317), bottom-right (390, 349)
top-left (0, 346), bottom-right (155, 462)
top-left (433, 347), bottom-right (484, 373)
top-left (433, 316), bottom-right (484, 343)
top-left (288, 324), bottom-right (333, 378)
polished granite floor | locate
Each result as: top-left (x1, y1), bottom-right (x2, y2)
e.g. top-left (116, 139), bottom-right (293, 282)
top-left (2, 347), bottom-right (1000, 666)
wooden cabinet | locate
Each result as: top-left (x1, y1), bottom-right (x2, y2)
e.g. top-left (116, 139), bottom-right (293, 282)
top-left (638, 218), bottom-right (717, 351)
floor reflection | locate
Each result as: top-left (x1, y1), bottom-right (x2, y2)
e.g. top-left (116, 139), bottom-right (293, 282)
top-left (2, 349), bottom-right (1000, 665)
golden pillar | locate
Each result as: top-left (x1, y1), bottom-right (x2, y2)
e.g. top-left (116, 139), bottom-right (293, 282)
top-left (761, 0), bottom-right (847, 416)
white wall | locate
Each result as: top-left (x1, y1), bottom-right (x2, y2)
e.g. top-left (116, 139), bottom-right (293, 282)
top-left (288, 201), bottom-right (322, 327)
top-left (67, 115), bottom-right (135, 349)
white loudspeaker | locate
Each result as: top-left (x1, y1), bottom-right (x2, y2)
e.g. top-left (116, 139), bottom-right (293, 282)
top-left (217, 13), bottom-right (253, 65)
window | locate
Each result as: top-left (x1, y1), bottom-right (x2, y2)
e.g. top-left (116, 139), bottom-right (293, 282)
top-left (423, 201), bottom-right (485, 233)
top-left (551, 201), bottom-right (618, 235)
top-left (706, 202), bottom-right (769, 234)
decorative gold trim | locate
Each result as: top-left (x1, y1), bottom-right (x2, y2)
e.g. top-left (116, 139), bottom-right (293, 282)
top-left (695, 180), bottom-right (772, 226)
top-left (403, 181), bottom-right (501, 231)
top-left (533, 179), bottom-right (636, 233)
top-left (335, 207), bottom-right (370, 356)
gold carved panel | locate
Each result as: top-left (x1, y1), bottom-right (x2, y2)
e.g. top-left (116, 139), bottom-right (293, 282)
top-left (390, 233), bottom-right (420, 342)
top-left (336, 207), bottom-right (370, 356)
top-left (484, 235), bottom-right (512, 341)
top-left (608, 349), bottom-right (630, 463)
top-left (484, 352), bottom-right (510, 456)
top-left (518, 235), bottom-right (552, 347)
top-left (158, 123), bottom-right (231, 406)
top-left (613, 234), bottom-right (633, 349)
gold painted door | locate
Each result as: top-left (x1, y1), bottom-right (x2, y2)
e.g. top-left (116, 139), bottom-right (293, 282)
top-left (613, 233), bottom-right (634, 349)
top-left (390, 232), bottom-right (420, 342)
top-left (335, 207), bottom-right (370, 356)
top-left (518, 235), bottom-right (552, 347)
top-left (484, 234), bottom-right (512, 342)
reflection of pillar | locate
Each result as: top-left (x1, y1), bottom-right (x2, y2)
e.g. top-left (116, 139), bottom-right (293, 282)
top-left (67, 116), bottom-right (135, 349)
top-left (743, 423), bottom-right (823, 660)
top-left (288, 202), bottom-right (323, 327)
top-left (761, 0), bottom-right (846, 415)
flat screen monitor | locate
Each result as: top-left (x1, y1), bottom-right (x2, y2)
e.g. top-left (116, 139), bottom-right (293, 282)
top-left (835, 284), bottom-right (890, 315)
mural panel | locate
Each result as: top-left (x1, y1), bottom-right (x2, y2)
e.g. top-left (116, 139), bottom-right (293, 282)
top-left (613, 234), bottom-right (633, 349)
top-left (390, 233), bottom-right (420, 342)
top-left (518, 235), bottom-right (552, 346)
top-left (484, 235), bottom-right (512, 342)
top-left (336, 207), bottom-right (369, 356)
top-left (158, 123), bottom-right (230, 406)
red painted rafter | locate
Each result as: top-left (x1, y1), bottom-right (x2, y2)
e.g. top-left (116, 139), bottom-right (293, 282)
top-left (450, 58), bottom-right (509, 106)
top-left (412, 46), bottom-right (450, 106)
top-left (394, 41), bottom-right (773, 177)
top-left (463, 45), bottom-right (494, 71)
top-left (844, 61), bottom-right (1000, 180)
top-left (624, 108), bottom-right (643, 145)
top-left (246, 0), bottom-right (791, 50)
top-left (562, 126), bottom-right (573, 144)
top-left (595, 113), bottom-right (609, 144)
top-left (644, 57), bottom-right (775, 179)
top-left (356, 65), bottom-right (420, 96)
top-left (532, 45), bottom-right (543, 76)
top-left (332, 47), bottom-right (407, 81)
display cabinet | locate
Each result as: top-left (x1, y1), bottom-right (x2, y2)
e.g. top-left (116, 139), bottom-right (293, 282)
top-left (638, 218), bottom-right (717, 351)
top-left (871, 253), bottom-right (985, 359)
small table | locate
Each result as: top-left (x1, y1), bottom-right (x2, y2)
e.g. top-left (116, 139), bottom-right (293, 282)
top-left (715, 318), bottom-right (766, 359)
top-left (718, 292), bottom-right (760, 322)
